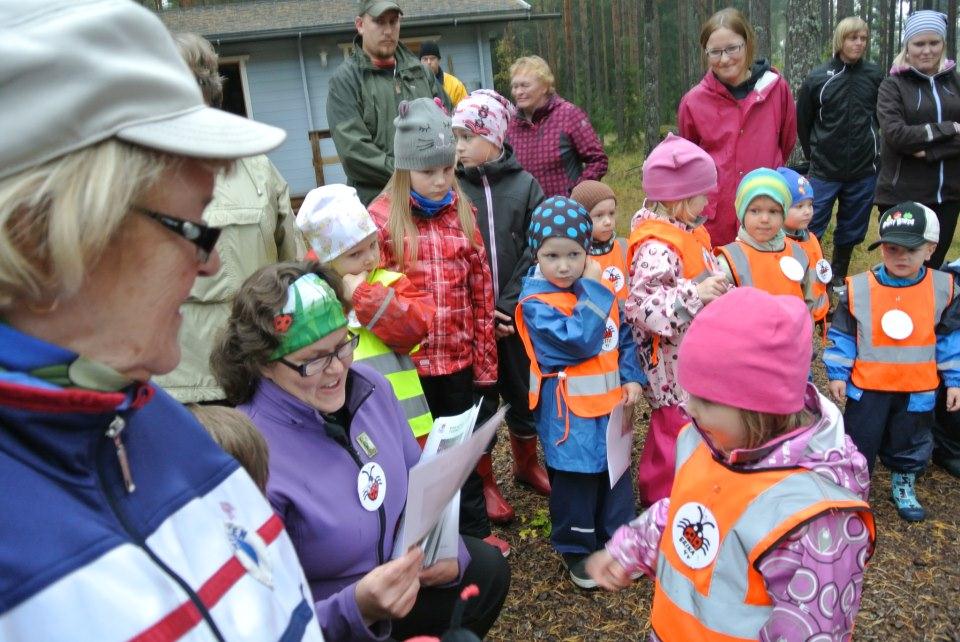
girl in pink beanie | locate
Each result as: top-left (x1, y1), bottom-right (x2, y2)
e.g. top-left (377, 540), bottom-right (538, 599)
top-left (624, 133), bottom-right (729, 505)
top-left (585, 286), bottom-right (876, 642)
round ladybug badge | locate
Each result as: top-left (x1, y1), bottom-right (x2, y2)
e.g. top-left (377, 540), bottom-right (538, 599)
top-left (815, 258), bottom-right (833, 284)
top-left (601, 265), bottom-right (625, 293)
top-left (357, 462), bottom-right (386, 512)
top-left (601, 317), bottom-right (619, 352)
top-left (672, 502), bottom-right (720, 569)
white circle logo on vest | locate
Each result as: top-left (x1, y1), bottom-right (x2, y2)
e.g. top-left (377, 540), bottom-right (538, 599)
top-left (672, 502), bottom-right (720, 569)
top-left (779, 255), bottom-right (805, 282)
top-left (602, 317), bottom-right (618, 352)
top-left (881, 309), bottom-right (914, 340)
top-left (602, 265), bottom-right (625, 292)
top-left (357, 462), bottom-right (386, 511)
top-left (815, 258), bottom-right (833, 284)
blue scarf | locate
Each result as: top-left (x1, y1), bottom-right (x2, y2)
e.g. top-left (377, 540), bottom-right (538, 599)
top-left (411, 189), bottom-right (454, 217)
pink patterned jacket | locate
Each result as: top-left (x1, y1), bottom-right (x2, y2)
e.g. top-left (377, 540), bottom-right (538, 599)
top-left (607, 385), bottom-right (874, 641)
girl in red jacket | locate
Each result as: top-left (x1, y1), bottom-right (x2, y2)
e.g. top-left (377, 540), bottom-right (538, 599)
top-left (368, 97), bottom-right (506, 555)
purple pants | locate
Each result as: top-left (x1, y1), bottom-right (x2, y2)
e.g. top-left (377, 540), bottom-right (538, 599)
top-left (636, 404), bottom-right (689, 506)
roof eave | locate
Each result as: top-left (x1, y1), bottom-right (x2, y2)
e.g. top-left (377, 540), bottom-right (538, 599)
top-left (202, 11), bottom-right (559, 44)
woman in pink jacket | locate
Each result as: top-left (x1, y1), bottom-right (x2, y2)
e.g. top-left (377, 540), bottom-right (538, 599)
top-left (678, 8), bottom-right (797, 246)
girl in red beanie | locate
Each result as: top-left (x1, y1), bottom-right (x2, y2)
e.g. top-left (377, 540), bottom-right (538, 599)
top-left (585, 287), bottom-right (876, 642)
top-left (625, 133), bottom-right (729, 505)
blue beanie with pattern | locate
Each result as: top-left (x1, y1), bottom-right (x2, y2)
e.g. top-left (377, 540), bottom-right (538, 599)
top-left (528, 196), bottom-right (593, 252)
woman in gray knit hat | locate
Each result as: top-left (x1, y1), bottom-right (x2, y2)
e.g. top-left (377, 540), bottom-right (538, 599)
top-left (367, 97), bottom-right (513, 557)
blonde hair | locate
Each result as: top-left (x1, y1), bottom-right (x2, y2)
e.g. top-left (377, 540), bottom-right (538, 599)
top-left (700, 8), bottom-right (756, 71)
top-left (656, 198), bottom-right (704, 225)
top-left (738, 407), bottom-right (813, 450)
top-left (893, 32), bottom-right (948, 72)
top-left (173, 32), bottom-right (224, 108)
top-left (509, 55), bottom-right (556, 94)
top-left (188, 404), bottom-right (270, 493)
top-left (833, 17), bottom-right (869, 56)
top-left (0, 140), bottom-right (178, 309)
top-left (384, 170), bottom-right (480, 272)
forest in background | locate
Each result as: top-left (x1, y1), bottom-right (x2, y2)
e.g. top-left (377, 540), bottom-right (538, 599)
top-left (492, 0), bottom-right (960, 152)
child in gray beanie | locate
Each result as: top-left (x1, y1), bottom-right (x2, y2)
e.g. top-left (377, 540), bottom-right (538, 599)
top-left (368, 97), bottom-right (509, 555)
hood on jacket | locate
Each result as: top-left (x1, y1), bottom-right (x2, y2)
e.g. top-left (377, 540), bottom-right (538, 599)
top-left (695, 383), bottom-right (871, 500)
top-left (514, 93), bottom-right (562, 126)
top-left (456, 143), bottom-right (523, 183)
top-left (703, 59), bottom-right (781, 98)
top-left (889, 58), bottom-right (957, 77)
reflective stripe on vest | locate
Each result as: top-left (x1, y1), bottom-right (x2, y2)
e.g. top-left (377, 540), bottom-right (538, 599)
top-left (794, 234), bottom-right (829, 322)
top-left (627, 219), bottom-right (716, 284)
top-left (651, 426), bottom-right (875, 641)
top-left (593, 238), bottom-right (629, 301)
top-left (717, 239), bottom-right (809, 298)
top-left (515, 289), bottom-right (622, 439)
top-left (847, 269), bottom-right (954, 392)
top-left (353, 268), bottom-right (434, 438)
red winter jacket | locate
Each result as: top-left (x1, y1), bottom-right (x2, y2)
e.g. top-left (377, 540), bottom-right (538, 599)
top-left (678, 67), bottom-right (797, 246)
top-left (368, 193), bottom-right (498, 385)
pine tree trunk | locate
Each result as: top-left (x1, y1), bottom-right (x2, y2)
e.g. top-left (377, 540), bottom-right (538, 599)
top-left (836, 0), bottom-right (855, 19)
top-left (821, 0), bottom-right (831, 43)
top-left (749, 0), bottom-right (772, 60)
top-left (787, 0), bottom-right (822, 164)
top-left (642, 0), bottom-right (661, 155)
top-left (612, 0), bottom-right (626, 140)
top-left (678, 1), bottom-right (690, 90)
top-left (947, 0), bottom-right (958, 62)
top-left (578, 0), bottom-right (591, 111)
top-left (600, 0), bottom-right (611, 100)
top-left (562, 0), bottom-right (574, 91)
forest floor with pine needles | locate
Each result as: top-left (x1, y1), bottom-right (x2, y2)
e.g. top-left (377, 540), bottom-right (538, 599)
top-left (483, 149), bottom-right (960, 641)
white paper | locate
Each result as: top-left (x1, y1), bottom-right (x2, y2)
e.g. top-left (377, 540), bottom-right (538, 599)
top-left (606, 402), bottom-right (634, 488)
top-left (399, 404), bottom-right (507, 553)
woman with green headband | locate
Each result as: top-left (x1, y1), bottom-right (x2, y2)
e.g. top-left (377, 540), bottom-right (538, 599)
top-left (211, 261), bottom-right (509, 641)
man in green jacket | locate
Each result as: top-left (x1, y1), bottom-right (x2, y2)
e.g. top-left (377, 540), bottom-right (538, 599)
top-left (326, 0), bottom-right (451, 205)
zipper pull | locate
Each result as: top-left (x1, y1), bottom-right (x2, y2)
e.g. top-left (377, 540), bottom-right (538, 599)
top-left (106, 416), bottom-right (136, 493)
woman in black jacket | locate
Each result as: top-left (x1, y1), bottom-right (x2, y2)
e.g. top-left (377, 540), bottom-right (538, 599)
top-left (875, 10), bottom-right (960, 270)
top-left (797, 16), bottom-right (883, 287)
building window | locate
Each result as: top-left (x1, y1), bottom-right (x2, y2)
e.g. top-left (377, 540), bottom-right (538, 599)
top-left (219, 56), bottom-right (253, 118)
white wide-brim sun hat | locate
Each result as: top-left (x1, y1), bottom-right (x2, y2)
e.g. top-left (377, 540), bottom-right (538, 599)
top-left (0, 0), bottom-right (287, 181)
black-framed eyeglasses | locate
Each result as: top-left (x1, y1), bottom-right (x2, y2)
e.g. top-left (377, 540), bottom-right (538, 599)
top-left (279, 332), bottom-right (360, 377)
top-left (136, 207), bottom-right (221, 263)
top-left (704, 42), bottom-right (745, 60)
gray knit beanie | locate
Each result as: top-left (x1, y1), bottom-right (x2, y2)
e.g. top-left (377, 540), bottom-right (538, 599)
top-left (393, 97), bottom-right (456, 170)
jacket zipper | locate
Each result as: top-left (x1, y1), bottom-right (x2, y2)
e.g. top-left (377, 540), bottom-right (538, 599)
top-left (327, 387), bottom-right (388, 565)
top-left (928, 75), bottom-right (945, 203)
top-left (98, 414), bottom-right (226, 641)
top-left (481, 171), bottom-right (500, 302)
top-left (870, 126), bottom-right (879, 173)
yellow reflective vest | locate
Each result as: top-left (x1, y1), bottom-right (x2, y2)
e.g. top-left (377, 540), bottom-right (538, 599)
top-left (353, 268), bottom-right (434, 438)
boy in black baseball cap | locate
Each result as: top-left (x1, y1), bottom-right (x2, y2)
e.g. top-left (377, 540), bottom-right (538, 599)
top-left (824, 202), bottom-right (960, 521)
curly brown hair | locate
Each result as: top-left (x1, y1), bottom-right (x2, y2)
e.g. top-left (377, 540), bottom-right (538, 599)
top-left (210, 261), bottom-right (349, 405)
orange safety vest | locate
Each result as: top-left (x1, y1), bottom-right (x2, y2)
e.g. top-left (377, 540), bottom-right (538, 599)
top-left (627, 219), bottom-right (717, 283)
top-left (792, 233), bottom-right (830, 323)
top-left (627, 219), bottom-right (718, 365)
top-left (592, 238), bottom-right (629, 302)
top-left (847, 269), bottom-right (954, 392)
top-left (716, 238), bottom-right (809, 299)
top-left (515, 289), bottom-right (622, 444)
top-left (651, 426), bottom-right (875, 641)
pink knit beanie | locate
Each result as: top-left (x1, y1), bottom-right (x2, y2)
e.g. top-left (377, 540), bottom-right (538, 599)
top-left (452, 89), bottom-right (516, 149)
top-left (677, 287), bottom-right (812, 414)
top-left (642, 133), bottom-right (718, 201)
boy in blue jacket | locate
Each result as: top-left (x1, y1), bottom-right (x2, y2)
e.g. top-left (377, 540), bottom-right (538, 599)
top-left (514, 196), bottom-right (645, 589)
top-left (824, 202), bottom-right (960, 521)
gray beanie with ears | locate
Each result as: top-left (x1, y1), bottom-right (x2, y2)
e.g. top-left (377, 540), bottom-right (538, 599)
top-left (393, 97), bottom-right (456, 170)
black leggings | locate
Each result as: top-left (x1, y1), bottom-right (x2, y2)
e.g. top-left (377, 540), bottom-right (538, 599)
top-left (391, 535), bottom-right (511, 640)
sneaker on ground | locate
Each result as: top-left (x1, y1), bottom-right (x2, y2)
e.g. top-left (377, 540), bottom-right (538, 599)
top-left (482, 533), bottom-right (510, 557)
top-left (890, 472), bottom-right (926, 522)
top-left (563, 554), bottom-right (598, 590)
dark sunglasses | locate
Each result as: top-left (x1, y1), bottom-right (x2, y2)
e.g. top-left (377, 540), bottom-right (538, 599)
top-left (136, 207), bottom-right (221, 263)
top-left (279, 332), bottom-right (361, 377)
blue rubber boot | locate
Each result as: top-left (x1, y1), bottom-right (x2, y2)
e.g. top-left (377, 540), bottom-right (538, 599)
top-left (890, 472), bottom-right (926, 522)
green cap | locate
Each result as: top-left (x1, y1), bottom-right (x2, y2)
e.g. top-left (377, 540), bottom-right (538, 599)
top-left (358, 0), bottom-right (402, 17)
top-left (270, 274), bottom-right (348, 360)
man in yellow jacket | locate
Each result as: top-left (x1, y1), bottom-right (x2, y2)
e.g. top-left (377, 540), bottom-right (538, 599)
top-left (420, 41), bottom-right (468, 106)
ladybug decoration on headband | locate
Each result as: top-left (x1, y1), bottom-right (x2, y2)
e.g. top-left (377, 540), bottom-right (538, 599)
top-left (274, 314), bottom-right (293, 333)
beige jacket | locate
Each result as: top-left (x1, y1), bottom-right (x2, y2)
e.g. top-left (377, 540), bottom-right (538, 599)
top-left (156, 155), bottom-right (304, 402)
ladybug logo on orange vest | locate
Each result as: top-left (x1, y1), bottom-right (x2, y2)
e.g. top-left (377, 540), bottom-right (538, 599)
top-left (601, 317), bottom-right (618, 352)
top-left (672, 502), bottom-right (720, 569)
top-left (602, 265), bottom-right (625, 292)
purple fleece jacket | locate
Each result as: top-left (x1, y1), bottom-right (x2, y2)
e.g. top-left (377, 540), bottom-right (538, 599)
top-left (606, 385), bottom-right (874, 641)
top-left (240, 364), bottom-right (470, 641)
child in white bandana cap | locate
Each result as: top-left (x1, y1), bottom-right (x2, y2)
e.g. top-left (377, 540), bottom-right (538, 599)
top-left (297, 184), bottom-right (437, 441)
